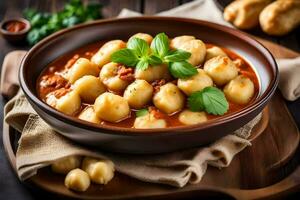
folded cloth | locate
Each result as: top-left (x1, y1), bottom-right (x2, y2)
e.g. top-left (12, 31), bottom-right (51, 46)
top-left (118, 0), bottom-right (300, 101)
top-left (4, 91), bottom-right (261, 187)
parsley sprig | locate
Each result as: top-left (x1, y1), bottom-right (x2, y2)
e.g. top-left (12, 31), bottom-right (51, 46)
top-left (188, 87), bottom-right (229, 115)
top-left (111, 33), bottom-right (198, 78)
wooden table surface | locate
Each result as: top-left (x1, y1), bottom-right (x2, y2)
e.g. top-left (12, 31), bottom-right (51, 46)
top-left (0, 0), bottom-right (299, 199)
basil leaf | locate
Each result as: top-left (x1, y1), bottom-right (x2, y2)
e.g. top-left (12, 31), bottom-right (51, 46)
top-left (164, 50), bottom-right (191, 62)
top-left (111, 49), bottom-right (138, 67)
top-left (151, 32), bottom-right (169, 58)
top-left (169, 61), bottom-right (198, 78)
top-left (188, 87), bottom-right (229, 115)
top-left (136, 59), bottom-right (149, 71)
top-left (148, 55), bottom-right (163, 65)
top-left (136, 109), bottom-right (149, 117)
top-left (127, 37), bottom-right (149, 57)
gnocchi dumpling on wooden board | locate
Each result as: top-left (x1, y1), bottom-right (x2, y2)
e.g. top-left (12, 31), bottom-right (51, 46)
top-left (67, 58), bottom-right (99, 84)
top-left (135, 64), bottom-right (171, 82)
top-left (205, 46), bottom-right (227, 61)
top-left (134, 112), bottom-right (167, 129)
top-left (204, 55), bottom-right (238, 86)
top-left (129, 33), bottom-right (153, 44)
top-left (124, 80), bottom-right (153, 109)
top-left (55, 91), bottom-right (81, 115)
top-left (178, 69), bottom-right (213, 96)
top-left (78, 106), bottom-right (101, 124)
top-left (179, 110), bottom-right (207, 125)
top-left (73, 75), bottom-right (106, 103)
top-left (51, 155), bottom-right (82, 174)
top-left (82, 157), bottom-right (115, 185)
top-left (153, 83), bottom-right (185, 114)
top-left (94, 92), bottom-right (130, 122)
top-left (91, 40), bottom-right (126, 67)
top-left (100, 62), bottom-right (130, 92)
top-left (224, 75), bottom-right (255, 105)
top-left (64, 168), bottom-right (91, 192)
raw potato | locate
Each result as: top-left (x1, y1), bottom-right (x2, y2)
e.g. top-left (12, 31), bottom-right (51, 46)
top-left (178, 69), bottom-right (213, 96)
top-left (134, 113), bottom-right (167, 129)
top-left (179, 110), bottom-right (207, 125)
top-left (123, 80), bottom-right (153, 109)
top-left (78, 106), bottom-right (101, 124)
top-left (56, 91), bottom-right (81, 115)
top-left (135, 64), bottom-right (171, 82)
top-left (100, 62), bottom-right (130, 92)
top-left (51, 156), bottom-right (82, 174)
top-left (224, 0), bottom-right (272, 29)
top-left (204, 55), bottom-right (238, 86)
top-left (67, 58), bottom-right (99, 84)
top-left (170, 35), bottom-right (195, 49)
top-left (82, 157), bottom-right (115, 185)
top-left (91, 40), bottom-right (126, 67)
top-left (65, 169), bottom-right (90, 192)
top-left (130, 33), bottom-right (153, 44)
top-left (73, 75), bottom-right (106, 103)
top-left (259, 0), bottom-right (300, 36)
top-left (94, 92), bottom-right (130, 122)
top-left (224, 75), bottom-right (255, 105)
top-left (153, 83), bottom-right (185, 114)
top-left (205, 46), bottom-right (227, 61)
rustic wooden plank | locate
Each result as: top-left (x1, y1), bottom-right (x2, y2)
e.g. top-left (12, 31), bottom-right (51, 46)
top-left (99, 0), bottom-right (142, 18)
top-left (277, 29), bottom-right (300, 53)
top-left (144, 0), bottom-right (180, 15)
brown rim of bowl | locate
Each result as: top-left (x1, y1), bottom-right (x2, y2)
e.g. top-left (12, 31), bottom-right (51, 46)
top-left (19, 16), bottom-right (278, 136)
top-left (0, 18), bottom-right (31, 35)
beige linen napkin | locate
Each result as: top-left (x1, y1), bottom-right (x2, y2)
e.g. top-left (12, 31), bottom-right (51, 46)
top-left (118, 0), bottom-right (300, 101)
top-left (4, 91), bottom-right (260, 187)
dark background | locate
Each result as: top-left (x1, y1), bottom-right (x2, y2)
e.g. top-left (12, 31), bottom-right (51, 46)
top-left (0, 0), bottom-right (300, 199)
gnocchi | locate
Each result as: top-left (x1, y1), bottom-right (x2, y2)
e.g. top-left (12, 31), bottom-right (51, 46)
top-left (179, 110), bottom-right (207, 125)
top-left (74, 75), bottom-right (106, 103)
top-left (134, 112), bottom-right (167, 129)
top-left (78, 106), bottom-right (101, 124)
top-left (67, 58), bottom-right (99, 84)
top-left (56, 91), bottom-right (81, 115)
top-left (123, 80), bottom-right (153, 109)
top-left (51, 155), bottom-right (82, 174)
top-left (100, 62), bottom-right (130, 92)
top-left (178, 69), bottom-right (213, 96)
top-left (94, 92), bottom-right (130, 122)
top-left (135, 64), bottom-right (171, 82)
top-left (205, 46), bottom-right (227, 61)
top-left (153, 83), bottom-right (185, 114)
top-left (65, 168), bottom-right (91, 192)
top-left (82, 157), bottom-right (115, 185)
top-left (204, 55), bottom-right (238, 86)
top-left (91, 40), bottom-right (126, 67)
top-left (130, 33), bottom-right (153, 44)
top-left (224, 75), bottom-right (255, 105)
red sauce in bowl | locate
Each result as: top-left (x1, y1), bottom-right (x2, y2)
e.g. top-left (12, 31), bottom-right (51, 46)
top-left (4, 20), bottom-right (27, 33)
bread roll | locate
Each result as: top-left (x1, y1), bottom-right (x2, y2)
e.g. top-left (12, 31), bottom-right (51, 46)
top-left (224, 0), bottom-right (272, 29)
top-left (259, 0), bottom-right (300, 36)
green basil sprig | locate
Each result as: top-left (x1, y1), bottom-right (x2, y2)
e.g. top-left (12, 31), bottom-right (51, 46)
top-left (188, 87), bottom-right (229, 115)
top-left (136, 109), bottom-right (149, 117)
top-left (111, 32), bottom-right (198, 78)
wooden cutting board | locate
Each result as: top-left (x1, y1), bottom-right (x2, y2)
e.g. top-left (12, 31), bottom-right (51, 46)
top-left (2, 39), bottom-right (300, 199)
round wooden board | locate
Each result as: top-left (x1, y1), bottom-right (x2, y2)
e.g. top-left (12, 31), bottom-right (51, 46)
top-left (3, 92), bottom-right (300, 200)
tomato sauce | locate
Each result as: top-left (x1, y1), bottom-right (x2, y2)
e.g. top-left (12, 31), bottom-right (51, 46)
top-left (37, 41), bottom-right (260, 128)
top-left (5, 21), bottom-right (27, 33)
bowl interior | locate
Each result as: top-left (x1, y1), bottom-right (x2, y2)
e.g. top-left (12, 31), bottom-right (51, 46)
top-left (20, 17), bottom-right (277, 133)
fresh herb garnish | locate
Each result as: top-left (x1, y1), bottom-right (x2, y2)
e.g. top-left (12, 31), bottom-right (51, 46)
top-left (111, 32), bottom-right (198, 78)
top-left (136, 109), bottom-right (149, 117)
top-left (23, 0), bottom-right (102, 45)
top-left (188, 87), bottom-right (229, 115)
